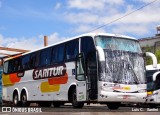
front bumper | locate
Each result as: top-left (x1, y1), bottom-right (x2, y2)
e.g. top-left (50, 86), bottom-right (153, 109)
top-left (98, 91), bottom-right (147, 103)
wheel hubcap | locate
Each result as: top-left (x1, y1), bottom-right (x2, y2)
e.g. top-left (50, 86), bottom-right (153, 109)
top-left (22, 95), bottom-right (26, 103)
top-left (14, 96), bottom-right (18, 104)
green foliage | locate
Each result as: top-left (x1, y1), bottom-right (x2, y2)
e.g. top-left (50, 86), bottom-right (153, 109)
top-left (143, 45), bottom-right (160, 65)
top-left (155, 49), bottom-right (160, 64)
top-left (144, 46), bottom-right (152, 65)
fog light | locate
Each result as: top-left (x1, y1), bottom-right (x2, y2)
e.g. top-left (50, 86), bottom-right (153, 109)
top-left (147, 91), bottom-right (153, 96)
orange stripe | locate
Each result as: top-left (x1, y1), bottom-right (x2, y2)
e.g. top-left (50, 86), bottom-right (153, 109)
top-left (9, 73), bottom-right (21, 83)
top-left (48, 73), bottom-right (68, 85)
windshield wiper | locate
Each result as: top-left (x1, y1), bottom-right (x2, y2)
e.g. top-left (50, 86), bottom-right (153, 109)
top-left (127, 61), bottom-right (140, 84)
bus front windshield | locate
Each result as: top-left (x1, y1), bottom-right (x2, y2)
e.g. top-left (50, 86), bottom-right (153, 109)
top-left (95, 36), bottom-right (145, 84)
top-left (95, 36), bottom-right (142, 53)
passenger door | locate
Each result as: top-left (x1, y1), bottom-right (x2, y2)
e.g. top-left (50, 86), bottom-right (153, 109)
top-left (81, 37), bottom-right (98, 100)
top-left (76, 53), bottom-right (87, 101)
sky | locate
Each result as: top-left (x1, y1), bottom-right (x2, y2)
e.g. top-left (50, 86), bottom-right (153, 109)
top-left (0, 0), bottom-right (160, 55)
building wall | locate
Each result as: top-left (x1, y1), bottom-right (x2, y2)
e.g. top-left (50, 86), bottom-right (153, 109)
top-left (139, 35), bottom-right (160, 53)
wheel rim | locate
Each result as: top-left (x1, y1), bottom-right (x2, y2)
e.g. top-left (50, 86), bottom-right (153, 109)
top-left (14, 95), bottom-right (18, 105)
top-left (22, 95), bottom-right (26, 104)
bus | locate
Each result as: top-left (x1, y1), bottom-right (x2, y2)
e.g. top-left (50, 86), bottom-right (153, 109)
top-left (146, 64), bottom-right (160, 107)
top-left (2, 33), bottom-right (147, 109)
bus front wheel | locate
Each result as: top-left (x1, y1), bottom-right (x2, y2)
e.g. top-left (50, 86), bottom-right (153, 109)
top-left (107, 102), bottom-right (120, 110)
top-left (71, 88), bottom-right (84, 108)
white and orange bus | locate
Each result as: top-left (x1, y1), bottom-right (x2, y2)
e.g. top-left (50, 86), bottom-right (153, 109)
top-left (2, 33), bottom-right (148, 109)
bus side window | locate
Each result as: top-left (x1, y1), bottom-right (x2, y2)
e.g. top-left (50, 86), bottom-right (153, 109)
top-left (57, 44), bottom-right (65, 63)
top-left (14, 58), bottom-right (21, 71)
top-left (8, 60), bottom-right (14, 73)
top-left (52, 46), bottom-right (57, 64)
top-left (66, 39), bottom-right (79, 61)
top-left (29, 52), bottom-right (39, 69)
top-left (51, 44), bottom-right (65, 64)
top-left (22, 54), bottom-right (30, 70)
top-left (4, 61), bottom-right (9, 73)
top-left (40, 48), bottom-right (51, 67)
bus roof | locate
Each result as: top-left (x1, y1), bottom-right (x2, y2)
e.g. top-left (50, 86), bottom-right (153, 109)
top-left (4, 33), bottom-right (137, 61)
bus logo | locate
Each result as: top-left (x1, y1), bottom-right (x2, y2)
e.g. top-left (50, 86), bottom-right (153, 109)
top-left (33, 64), bottom-right (66, 80)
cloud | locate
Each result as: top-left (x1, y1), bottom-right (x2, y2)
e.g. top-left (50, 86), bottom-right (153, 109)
top-left (39, 32), bottom-right (67, 45)
top-left (139, 0), bottom-right (157, 3)
top-left (0, 32), bottom-right (67, 56)
top-left (54, 2), bottom-right (61, 10)
top-left (65, 12), bottom-right (98, 24)
top-left (73, 25), bottom-right (106, 33)
top-left (67, 0), bottom-right (124, 11)
top-left (68, 0), bottom-right (105, 11)
top-left (111, 24), bottom-right (149, 35)
top-left (64, 0), bottom-right (160, 36)
top-left (0, 34), bottom-right (43, 51)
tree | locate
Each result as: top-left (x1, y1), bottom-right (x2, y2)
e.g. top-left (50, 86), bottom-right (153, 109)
top-left (155, 49), bottom-right (160, 64)
top-left (143, 46), bottom-right (152, 65)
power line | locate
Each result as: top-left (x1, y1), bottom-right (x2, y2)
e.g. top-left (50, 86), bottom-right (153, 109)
top-left (88, 0), bottom-right (159, 33)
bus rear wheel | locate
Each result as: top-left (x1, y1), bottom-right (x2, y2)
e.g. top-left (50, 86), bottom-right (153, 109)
top-left (21, 92), bottom-right (30, 107)
top-left (13, 92), bottom-right (20, 106)
top-left (107, 102), bottom-right (120, 110)
top-left (71, 89), bottom-right (84, 108)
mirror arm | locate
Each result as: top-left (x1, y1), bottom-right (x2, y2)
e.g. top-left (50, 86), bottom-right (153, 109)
top-left (145, 52), bottom-right (157, 68)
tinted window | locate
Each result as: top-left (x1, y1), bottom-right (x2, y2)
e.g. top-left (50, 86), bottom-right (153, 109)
top-left (66, 39), bottom-right (79, 60)
top-left (81, 37), bottom-right (95, 57)
top-left (29, 52), bottom-right (39, 68)
top-left (14, 58), bottom-right (21, 71)
top-left (51, 44), bottom-right (65, 64)
top-left (3, 61), bottom-right (9, 73)
top-left (8, 57), bottom-right (21, 73)
top-left (8, 60), bottom-right (14, 73)
top-left (40, 48), bottom-right (51, 66)
top-left (22, 54), bottom-right (30, 70)
top-left (155, 74), bottom-right (160, 90)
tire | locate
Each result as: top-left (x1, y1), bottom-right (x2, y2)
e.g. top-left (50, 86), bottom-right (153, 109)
top-left (71, 88), bottom-right (84, 108)
top-left (13, 92), bottom-right (20, 106)
top-left (107, 102), bottom-right (120, 110)
top-left (39, 102), bottom-right (52, 107)
top-left (21, 91), bottom-right (30, 107)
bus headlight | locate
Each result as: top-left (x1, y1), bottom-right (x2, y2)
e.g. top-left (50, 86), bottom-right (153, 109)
top-left (138, 89), bottom-right (146, 93)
